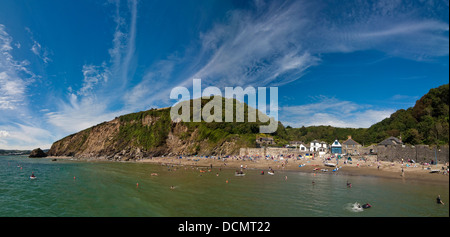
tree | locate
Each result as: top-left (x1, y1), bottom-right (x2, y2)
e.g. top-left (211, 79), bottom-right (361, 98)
top-left (403, 128), bottom-right (422, 145)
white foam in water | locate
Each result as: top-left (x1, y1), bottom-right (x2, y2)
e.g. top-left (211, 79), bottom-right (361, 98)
top-left (344, 202), bottom-right (364, 212)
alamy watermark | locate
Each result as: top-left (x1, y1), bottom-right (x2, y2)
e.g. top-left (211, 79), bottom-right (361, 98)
top-left (169, 79), bottom-right (278, 133)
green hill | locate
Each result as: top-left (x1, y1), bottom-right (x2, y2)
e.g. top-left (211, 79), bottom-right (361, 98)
top-left (48, 84), bottom-right (448, 159)
top-left (48, 96), bottom-right (283, 159)
top-left (285, 84), bottom-right (449, 145)
top-left (367, 84), bottom-right (448, 145)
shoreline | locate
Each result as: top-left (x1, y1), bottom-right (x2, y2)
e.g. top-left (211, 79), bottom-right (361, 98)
top-left (48, 155), bottom-right (449, 185)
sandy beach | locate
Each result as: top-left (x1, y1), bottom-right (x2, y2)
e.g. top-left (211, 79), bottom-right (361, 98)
top-left (57, 155), bottom-right (448, 185)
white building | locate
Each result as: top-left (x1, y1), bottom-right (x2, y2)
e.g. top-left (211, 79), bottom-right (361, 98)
top-left (310, 140), bottom-right (328, 157)
top-left (289, 141), bottom-right (309, 152)
top-left (310, 140), bottom-right (328, 152)
top-left (299, 143), bottom-right (308, 152)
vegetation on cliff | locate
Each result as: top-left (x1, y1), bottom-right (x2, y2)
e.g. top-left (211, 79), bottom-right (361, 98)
top-left (114, 96), bottom-right (280, 152)
top-left (48, 96), bottom-right (281, 158)
top-left (284, 84), bottom-right (449, 145)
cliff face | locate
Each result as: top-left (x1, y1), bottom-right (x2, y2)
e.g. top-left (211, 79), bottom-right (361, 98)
top-left (47, 106), bottom-right (250, 160)
top-left (48, 117), bottom-right (122, 159)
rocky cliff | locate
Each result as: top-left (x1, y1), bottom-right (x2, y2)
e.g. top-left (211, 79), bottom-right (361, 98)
top-left (48, 97), bottom-right (267, 160)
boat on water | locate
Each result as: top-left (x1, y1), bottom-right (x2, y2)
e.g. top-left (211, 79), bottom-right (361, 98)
top-left (430, 169), bottom-right (440, 173)
top-left (324, 163), bottom-right (336, 167)
top-left (268, 171), bottom-right (275, 175)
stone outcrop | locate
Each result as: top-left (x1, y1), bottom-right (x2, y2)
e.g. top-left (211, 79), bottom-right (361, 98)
top-left (29, 148), bottom-right (47, 158)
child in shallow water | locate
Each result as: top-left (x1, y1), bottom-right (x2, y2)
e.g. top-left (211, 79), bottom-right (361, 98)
top-left (436, 195), bottom-right (445, 205)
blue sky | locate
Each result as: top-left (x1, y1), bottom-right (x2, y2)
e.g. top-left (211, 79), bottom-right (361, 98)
top-left (0, 0), bottom-right (448, 149)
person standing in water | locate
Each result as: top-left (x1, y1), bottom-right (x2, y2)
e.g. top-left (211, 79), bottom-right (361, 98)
top-left (437, 195), bottom-right (445, 205)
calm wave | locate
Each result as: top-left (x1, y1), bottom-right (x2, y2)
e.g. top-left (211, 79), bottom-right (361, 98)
top-left (0, 156), bottom-right (448, 217)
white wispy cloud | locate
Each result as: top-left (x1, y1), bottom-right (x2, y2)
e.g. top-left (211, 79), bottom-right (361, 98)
top-left (0, 123), bottom-right (54, 150)
top-left (46, 94), bottom-right (129, 134)
top-left (124, 0), bottom-right (323, 110)
top-left (174, 0), bottom-right (448, 90)
top-left (123, 59), bottom-right (177, 110)
top-left (0, 130), bottom-right (9, 138)
top-left (46, 0), bottom-right (449, 137)
top-left (107, 0), bottom-right (137, 90)
top-left (46, 0), bottom-right (138, 134)
top-left (78, 63), bottom-right (111, 96)
top-left (280, 97), bottom-right (395, 128)
top-left (26, 27), bottom-right (51, 64)
top-left (118, 0), bottom-right (448, 131)
top-left (190, 0), bottom-right (320, 88)
top-left (0, 24), bottom-right (55, 149)
top-left (0, 24), bottom-right (33, 111)
top-left (137, 0), bottom-right (447, 108)
top-left (31, 40), bottom-right (51, 63)
top-left (307, 1), bottom-right (449, 60)
top-left (0, 72), bottom-right (26, 110)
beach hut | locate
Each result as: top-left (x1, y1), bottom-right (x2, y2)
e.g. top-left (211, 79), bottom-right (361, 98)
top-left (331, 140), bottom-right (342, 154)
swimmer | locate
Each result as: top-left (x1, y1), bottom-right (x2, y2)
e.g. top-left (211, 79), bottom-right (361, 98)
top-left (437, 195), bottom-right (445, 205)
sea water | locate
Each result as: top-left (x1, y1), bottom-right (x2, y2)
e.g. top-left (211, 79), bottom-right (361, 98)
top-left (0, 155), bottom-right (448, 217)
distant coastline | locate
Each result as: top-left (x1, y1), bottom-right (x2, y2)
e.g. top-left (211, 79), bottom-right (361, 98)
top-left (0, 149), bottom-right (31, 156)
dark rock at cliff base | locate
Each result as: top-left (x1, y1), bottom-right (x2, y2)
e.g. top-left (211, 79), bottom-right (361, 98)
top-left (29, 148), bottom-right (48, 158)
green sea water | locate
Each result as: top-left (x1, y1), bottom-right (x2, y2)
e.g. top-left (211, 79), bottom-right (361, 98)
top-left (0, 155), bottom-right (448, 217)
